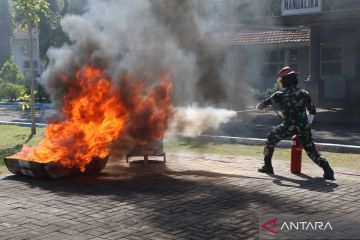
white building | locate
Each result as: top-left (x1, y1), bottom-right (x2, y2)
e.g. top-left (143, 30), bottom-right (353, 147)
top-left (223, 0), bottom-right (360, 108)
top-left (10, 27), bottom-right (41, 79)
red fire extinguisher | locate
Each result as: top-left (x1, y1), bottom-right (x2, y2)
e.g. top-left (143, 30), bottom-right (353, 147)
top-left (291, 135), bottom-right (302, 173)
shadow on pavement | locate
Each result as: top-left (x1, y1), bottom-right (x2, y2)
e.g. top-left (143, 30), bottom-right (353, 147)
top-left (270, 173), bottom-right (338, 192)
top-left (2, 163), bottom-right (332, 239)
top-left (168, 169), bottom-right (274, 181)
top-left (169, 170), bottom-right (339, 193)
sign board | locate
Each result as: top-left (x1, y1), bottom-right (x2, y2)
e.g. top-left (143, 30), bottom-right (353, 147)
top-left (282, 0), bottom-right (322, 16)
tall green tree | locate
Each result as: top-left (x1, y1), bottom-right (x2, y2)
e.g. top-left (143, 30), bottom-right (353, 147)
top-left (12, 0), bottom-right (49, 135)
top-left (0, 0), bottom-right (12, 67)
top-left (39, 0), bottom-right (87, 62)
top-left (67, 0), bottom-right (87, 15)
top-left (39, 0), bottom-right (69, 61)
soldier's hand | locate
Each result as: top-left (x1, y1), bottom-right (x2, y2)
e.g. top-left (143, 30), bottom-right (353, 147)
top-left (307, 114), bottom-right (315, 124)
top-left (256, 102), bottom-right (265, 111)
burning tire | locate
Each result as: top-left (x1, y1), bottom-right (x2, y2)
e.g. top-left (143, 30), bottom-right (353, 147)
top-left (4, 156), bottom-right (109, 178)
top-left (83, 156), bottom-right (109, 175)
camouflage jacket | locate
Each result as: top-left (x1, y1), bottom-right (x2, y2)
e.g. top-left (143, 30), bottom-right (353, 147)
top-left (260, 86), bottom-right (316, 128)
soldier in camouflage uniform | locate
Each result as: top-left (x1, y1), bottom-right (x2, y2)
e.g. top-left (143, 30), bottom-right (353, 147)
top-left (256, 66), bottom-right (335, 180)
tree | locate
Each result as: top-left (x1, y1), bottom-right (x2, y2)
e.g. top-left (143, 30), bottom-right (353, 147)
top-left (0, 0), bottom-right (12, 67)
top-left (39, 0), bottom-right (91, 62)
top-left (12, 0), bottom-right (49, 135)
top-left (37, 0), bottom-right (88, 63)
top-left (67, 0), bottom-right (87, 15)
top-left (0, 82), bottom-right (27, 101)
top-left (0, 59), bottom-right (25, 85)
top-left (39, 0), bottom-right (69, 62)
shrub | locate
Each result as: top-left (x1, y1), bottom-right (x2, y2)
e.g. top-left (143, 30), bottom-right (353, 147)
top-left (251, 88), bottom-right (278, 101)
top-left (0, 82), bottom-right (28, 101)
top-left (0, 59), bottom-right (25, 85)
top-left (251, 80), bottom-right (283, 101)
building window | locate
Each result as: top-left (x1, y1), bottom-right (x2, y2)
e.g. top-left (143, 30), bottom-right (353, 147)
top-left (289, 49), bottom-right (299, 71)
top-left (24, 60), bottom-right (38, 69)
top-left (321, 47), bottom-right (342, 75)
top-left (260, 49), bottom-right (285, 89)
top-left (261, 49), bottom-right (285, 76)
top-left (270, 0), bottom-right (281, 16)
top-left (21, 46), bottom-right (28, 55)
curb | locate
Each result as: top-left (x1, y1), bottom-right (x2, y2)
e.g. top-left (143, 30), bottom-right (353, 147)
top-left (0, 102), bottom-right (54, 110)
top-left (0, 121), bottom-right (46, 128)
top-left (1, 122), bottom-right (359, 154)
top-left (178, 134), bottom-right (360, 154)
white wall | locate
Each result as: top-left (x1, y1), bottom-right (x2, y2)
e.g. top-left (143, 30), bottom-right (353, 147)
top-left (10, 37), bottom-right (40, 78)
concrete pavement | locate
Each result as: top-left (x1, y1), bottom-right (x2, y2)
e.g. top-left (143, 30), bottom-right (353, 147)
top-left (0, 152), bottom-right (359, 239)
top-left (0, 105), bottom-right (54, 124)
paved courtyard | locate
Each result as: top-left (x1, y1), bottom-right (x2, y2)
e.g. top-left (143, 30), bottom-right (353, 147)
top-left (0, 152), bottom-right (359, 239)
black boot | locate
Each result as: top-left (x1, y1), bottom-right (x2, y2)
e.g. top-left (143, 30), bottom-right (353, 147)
top-left (258, 163), bottom-right (274, 174)
top-left (258, 147), bottom-right (274, 174)
top-left (322, 161), bottom-right (335, 180)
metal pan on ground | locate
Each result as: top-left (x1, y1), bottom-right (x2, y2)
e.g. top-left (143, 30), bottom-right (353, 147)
top-left (126, 140), bottom-right (166, 164)
top-left (4, 156), bottom-right (109, 178)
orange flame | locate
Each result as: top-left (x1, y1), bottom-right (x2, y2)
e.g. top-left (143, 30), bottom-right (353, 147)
top-left (12, 65), bottom-right (173, 171)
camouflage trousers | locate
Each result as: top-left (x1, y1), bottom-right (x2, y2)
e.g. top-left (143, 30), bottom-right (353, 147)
top-left (264, 124), bottom-right (326, 167)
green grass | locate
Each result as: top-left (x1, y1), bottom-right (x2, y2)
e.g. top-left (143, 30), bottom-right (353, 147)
top-left (0, 125), bottom-right (44, 174)
top-left (0, 146), bottom-right (22, 174)
top-left (0, 125), bottom-right (44, 147)
top-left (165, 139), bottom-right (360, 170)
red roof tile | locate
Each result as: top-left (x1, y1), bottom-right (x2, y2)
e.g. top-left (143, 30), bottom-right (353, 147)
top-left (129, 28), bottom-right (310, 49)
top-left (215, 28), bottom-right (310, 46)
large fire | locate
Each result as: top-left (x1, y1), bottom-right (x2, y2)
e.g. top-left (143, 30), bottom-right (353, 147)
top-left (12, 65), bottom-right (173, 171)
